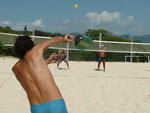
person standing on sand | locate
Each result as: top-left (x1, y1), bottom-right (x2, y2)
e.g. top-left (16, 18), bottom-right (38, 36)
top-left (12, 34), bottom-right (75, 113)
top-left (98, 45), bottom-right (106, 72)
top-left (57, 49), bottom-right (69, 69)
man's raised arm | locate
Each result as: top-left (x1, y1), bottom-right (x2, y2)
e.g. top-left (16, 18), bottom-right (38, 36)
top-left (34, 34), bottom-right (75, 54)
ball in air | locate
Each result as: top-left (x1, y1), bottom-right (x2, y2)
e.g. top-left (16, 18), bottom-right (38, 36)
top-left (74, 4), bottom-right (79, 8)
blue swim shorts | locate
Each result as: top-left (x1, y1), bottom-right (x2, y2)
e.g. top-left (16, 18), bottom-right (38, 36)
top-left (98, 57), bottom-right (106, 61)
top-left (31, 99), bottom-right (68, 113)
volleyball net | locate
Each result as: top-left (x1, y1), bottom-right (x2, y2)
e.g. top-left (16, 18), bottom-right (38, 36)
top-left (1, 32), bottom-right (150, 62)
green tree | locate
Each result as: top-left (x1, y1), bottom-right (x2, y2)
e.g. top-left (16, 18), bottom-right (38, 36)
top-left (0, 40), bottom-right (3, 54)
top-left (85, 29), bottom-right (108, 39)
top-left (24, 26), bottom-right (27, 35)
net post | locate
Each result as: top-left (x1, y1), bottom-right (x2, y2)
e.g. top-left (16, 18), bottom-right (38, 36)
top-left (99, 33), bottom-right (102, 49)
top-left (130, 35), bottom-right (133, 62)
top-left (148, 56), bottom-right (150, 62)
top-left (66, 43), bottom-right (69, 61)
top-left (32, 30), bottom-right (35, 42)
top-left (125, 56), bottom-right (127, 62)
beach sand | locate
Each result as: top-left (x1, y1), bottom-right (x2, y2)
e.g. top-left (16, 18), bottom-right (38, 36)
top-left (0, 57), bottom-right (150, 113)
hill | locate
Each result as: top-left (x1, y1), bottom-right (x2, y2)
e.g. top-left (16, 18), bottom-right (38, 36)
top-left (121, 34), bottom-right (150, 43)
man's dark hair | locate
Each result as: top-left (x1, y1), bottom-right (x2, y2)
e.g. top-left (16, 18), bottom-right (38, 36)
top-left (14, 36), bottom-right (35, 59)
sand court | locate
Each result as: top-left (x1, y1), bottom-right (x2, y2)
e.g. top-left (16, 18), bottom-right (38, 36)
top-left (0, 57), bottom-right (150, 113)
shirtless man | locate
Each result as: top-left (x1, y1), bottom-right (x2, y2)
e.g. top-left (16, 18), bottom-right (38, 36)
top-left (98, 45), bottom-right (106, 71)
top-left (12, 34), bottom-right (75, 113)
top-left (57, 49), bottom-right (69, 69)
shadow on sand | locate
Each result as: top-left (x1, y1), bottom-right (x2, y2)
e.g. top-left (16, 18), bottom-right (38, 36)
top-left (58, 68), bottom-right (68, 70)
top-left (94, 68), bottom-right (105, 72)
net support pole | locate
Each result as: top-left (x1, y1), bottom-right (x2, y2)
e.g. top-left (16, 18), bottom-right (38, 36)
top-left (125, 56), bottom-right (127, 62)
top-left (99, 33), bottom-right (102, 49)
top-left (148, 56), bottom-right (150, 62)
top-left (32, 30), bottom-right (35, 42)
top-left (130, 35), bottom-right (133, 62)
top-left (66, 43), bottom-right (69, 61)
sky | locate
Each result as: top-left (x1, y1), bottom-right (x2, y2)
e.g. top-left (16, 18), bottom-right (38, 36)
top-left (0, 0), bottom-right (150, 35)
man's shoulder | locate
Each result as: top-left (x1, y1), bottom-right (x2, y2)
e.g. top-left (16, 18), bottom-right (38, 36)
top-left (24, 45), bottom-right (43, 59)
top-left (12, 60), bottom-right (23, 72)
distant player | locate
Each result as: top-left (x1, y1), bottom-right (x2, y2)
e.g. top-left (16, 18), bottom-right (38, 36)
top-left (57, 49), bottom-right (69, 69)
top-left (98, 45), bottom-right (106, 71)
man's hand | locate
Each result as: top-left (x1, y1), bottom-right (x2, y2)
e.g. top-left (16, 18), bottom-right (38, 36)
top-left (46, 53), bottom-right (59, 65)
top-left (63, 34), bottom-right (75, 43)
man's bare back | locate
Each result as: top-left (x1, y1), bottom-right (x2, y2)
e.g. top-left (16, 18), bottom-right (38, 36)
top-left (12, 50), bottom-right (62, 105)
top-left (12, 34), bottom-right (74, 113)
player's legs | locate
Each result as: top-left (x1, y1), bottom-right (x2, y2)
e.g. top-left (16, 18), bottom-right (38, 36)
top-left (64, 61), bottom-right (69, 69)
top-left (57, 62), bottom-right (60, 68)
top-left (98, 61), bottom-right (101, 70)
top-left (102, 61), bottom-right (105, 72)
